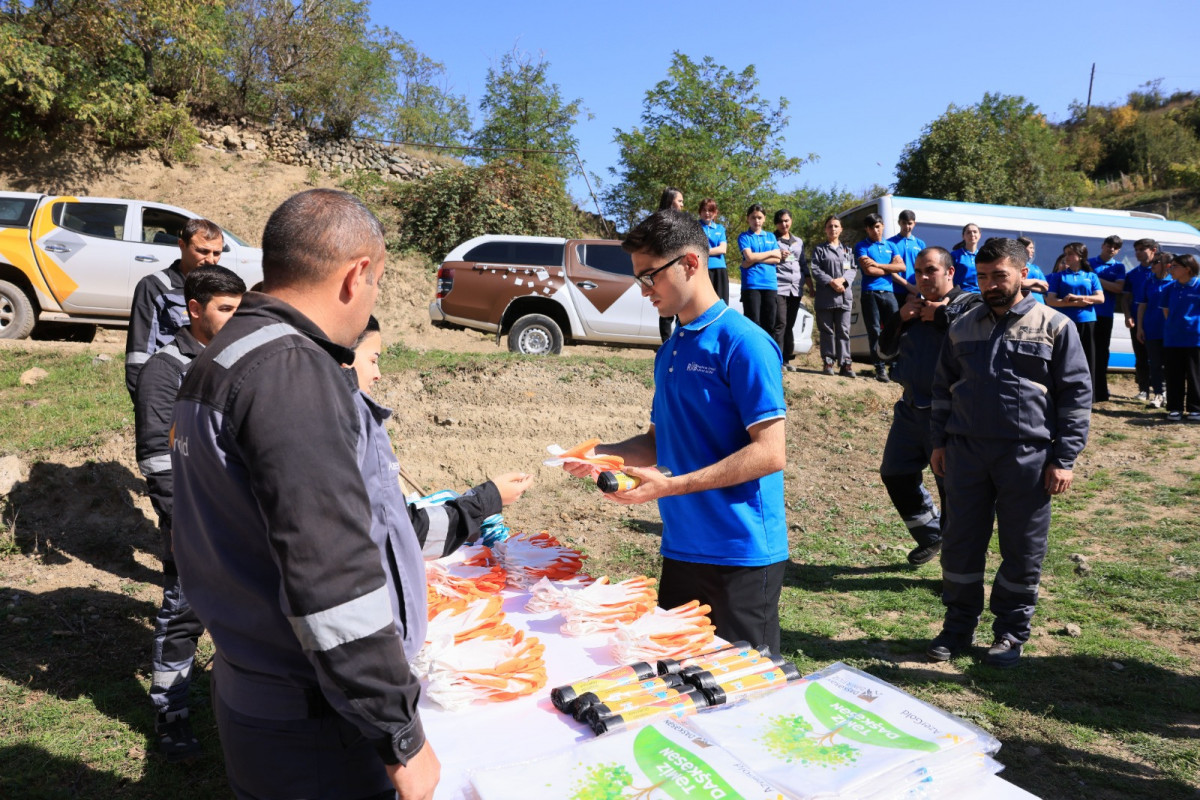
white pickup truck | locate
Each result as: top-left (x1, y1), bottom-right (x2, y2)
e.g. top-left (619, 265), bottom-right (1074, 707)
top-left (0, 191), bottom-right (263, 339)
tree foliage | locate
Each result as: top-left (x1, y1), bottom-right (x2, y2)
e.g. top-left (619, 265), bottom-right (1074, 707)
top-left (387, 37), bottom-right (470, 147)
top-left (603, 52), bottom-right (809, 231)
top-left (473, 49), bottom-right (588, 176)
top-left (895, 93), bottom-right (1088, 207)
top-left (389, 162), bottom-right (584, 260)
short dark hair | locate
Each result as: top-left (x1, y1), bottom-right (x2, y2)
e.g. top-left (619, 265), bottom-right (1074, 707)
top-left (1134, 238), bottom-right (1158, 251)
top-left (657, 187), bottom-right (683, 212)
top-left (262, 189), bottom-right (385, 287)
top-left (916, 246), bottom-right (953, 272)
top-left (976, 237), bottom-right (1028, 270)
top-left (773, 209), bottom-right (791, 225)
top-left (1064, 241), bottom-right (1089, 267)
top-left (898, 209), bottom-right (916, 223)
top-left (745, 203), bottom-right (767, 219)
top-left (1016, 236), bottom-right (1034, 249)
top-left (864, 212), bottom-right (884, 228)
top-left (354, 314), bottom-right (381, 348)
top-left (184, 265), bottom-right (246, 306)
top-left (1103, 234), bottom-right (1123, 250)
top-left (1172, 253), bottom-right (1200, 277)
top-left (622, 210), bottom-right (708, 259)
top-left (182, 218), bottom-right (223, 244)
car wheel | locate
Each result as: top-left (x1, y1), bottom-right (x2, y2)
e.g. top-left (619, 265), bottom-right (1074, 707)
top-left (0, 280), bottom-right (36, 340)
top-left (507, 314), bottom-right (563, 355)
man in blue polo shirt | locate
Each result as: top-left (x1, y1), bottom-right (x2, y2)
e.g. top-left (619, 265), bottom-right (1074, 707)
top-left (1124, 238), bottom-right (1158, 401)
top-left (1089, 234), bottom-right (1126, 403)
top-left (562, 210), bottom-right (788, 653)
top-left (887, 209), bottom-right (924, 303)
top-left (856, 213), bottom-right (905, 383)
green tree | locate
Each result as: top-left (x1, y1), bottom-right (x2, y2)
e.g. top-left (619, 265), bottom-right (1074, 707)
top-left (388, 37), bottom-right (470, 147)
top-left (473, 49), bottom-right (588, 176)
top-left (895, 93), bottom-right (1088, 207)
top-left (603, 52), bottom-right (809, 231)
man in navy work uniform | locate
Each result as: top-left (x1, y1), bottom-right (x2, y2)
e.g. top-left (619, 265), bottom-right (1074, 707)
top-left (927, 238), bottom-right (1091, 668)
top-left (171, 190), bottom-right (442, 800)
top-left (134, 265), bottom-right (245, 761)
top-left (125, 218), bottom-right (225, 398)
top-left (876, 247), bottom-right (980, 567)
top-left (563, 210), bottom-right (788, 654)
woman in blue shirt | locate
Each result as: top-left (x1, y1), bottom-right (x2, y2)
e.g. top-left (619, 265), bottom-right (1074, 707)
top-left (1137, 251), bottom-right (1174, 409)
top-left (737, 203), bottom-right (781, 336)
top-left (951, 223), bottom-right (982, 293)
top-left (1047, 242), bottom-right (1104, 384)
top-left (1161, 253), bottom-right (1200, 420)
top-left (698, 198), bottom-right (728, 304)
top-left (1017, 236), bottom-right (1049, 304)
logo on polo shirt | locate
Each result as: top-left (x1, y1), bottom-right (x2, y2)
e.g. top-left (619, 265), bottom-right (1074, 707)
top-left (686, 362), bottom-right (716, 375)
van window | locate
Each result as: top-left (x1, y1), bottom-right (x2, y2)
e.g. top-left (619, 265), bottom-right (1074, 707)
top-left (0, 197), bottom-right (36, 228)
top-left (55, 201), bottom-right (126, 240)
top-left (462, 240), bottom-right (565, 267)
top-left (142, 207), bottom-right (189, 245)
top-left (576, 244), bottom-right (634, 277)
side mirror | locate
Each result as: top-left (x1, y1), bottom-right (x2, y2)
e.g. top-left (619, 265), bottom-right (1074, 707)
top-left (223, 243), bottom-right (231, 253)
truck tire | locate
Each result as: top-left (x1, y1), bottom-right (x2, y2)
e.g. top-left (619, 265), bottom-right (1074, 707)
top-left (0, 280), bottom-right (35, 340)
top-left (507, 314), bottom-right (563, 355)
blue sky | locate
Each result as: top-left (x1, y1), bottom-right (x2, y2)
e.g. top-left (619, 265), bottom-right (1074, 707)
top-left (372, 0), bottom-right (1200, 210)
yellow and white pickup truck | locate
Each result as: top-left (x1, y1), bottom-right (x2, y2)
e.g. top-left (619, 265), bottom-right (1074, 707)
top-left (0, 191), bottom-right (262, 339)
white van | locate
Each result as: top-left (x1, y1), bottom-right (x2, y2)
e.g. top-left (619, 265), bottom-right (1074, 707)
top-left (838, 195), bottom-right (1200, 369)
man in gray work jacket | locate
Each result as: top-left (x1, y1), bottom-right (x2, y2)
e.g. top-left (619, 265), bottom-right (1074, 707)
top-left (927, 237), bottom-right (1091, 668)
top-left (172, 190), bottom-right (451, 800)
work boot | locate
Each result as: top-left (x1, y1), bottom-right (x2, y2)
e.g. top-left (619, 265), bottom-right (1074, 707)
top-left (156, 709), bottom-right (201, 762)
top-left (838, 364), bottom-right (856, 378)
top-left (875, 365), bottom-right (890, 383)
top-left (822, 360), bottom-right (836, 376)
top-left (984, 638), bottom-right (1023, 668)
top-left (907, 541), bottom-right (942, 566)
top-left (926, 630), bottom-right (975, 662)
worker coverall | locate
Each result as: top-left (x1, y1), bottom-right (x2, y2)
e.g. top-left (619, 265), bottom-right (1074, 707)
top-left (134, 326), bottom-right (206, 719)
top-left (125, 260), bottom-right (188, 398)
top-left (171, 293), bottom-right (499, 799)
top-left (931, 296), bottom-right (1091, 645)
top-left (876, 289), bottom-right (981, 549)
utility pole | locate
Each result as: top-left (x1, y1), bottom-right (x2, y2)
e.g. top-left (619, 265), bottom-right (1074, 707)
top-left (1085, 63), bottom-right (1096, 117)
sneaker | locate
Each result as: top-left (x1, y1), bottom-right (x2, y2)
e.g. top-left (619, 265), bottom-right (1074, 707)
top-left (1135, 391), bottom-right (1149, 401)
top-left (907, 541), bottom-right (942, 566)
top-left (875, 367), bottom-right (890, 383)
top-left (926, 630), bottom-right (975, 662)
top-left (822, 363), bottom-right (836, 376)
top-left (156, 710), bottom-right (202, 762)
top-left (838, 365), bottom-right (856, 378)
top-left (1188, 412), bottom-right (1200, 422)
top-left (1149, 394), bottom-right (1164, 409)
top-left (984, 638), bottom-right (1023, 668)
top-left (1168, 411), bottom-right (1183, 421)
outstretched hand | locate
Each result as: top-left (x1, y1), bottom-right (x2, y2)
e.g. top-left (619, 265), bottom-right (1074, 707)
top-left (491, 472), bottom-right (534, 505)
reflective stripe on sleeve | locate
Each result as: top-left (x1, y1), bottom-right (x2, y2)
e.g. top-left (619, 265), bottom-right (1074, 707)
top-left (287, 585), bottom-right (392, 653)
top-left (421, 506), bottom-right (450, 558)
top-left (139, 454), bottom-right (173, 476)
top-left (126, 352), bottom-right (151, 366)
top-left (215, 323), bottom-right (300, 368)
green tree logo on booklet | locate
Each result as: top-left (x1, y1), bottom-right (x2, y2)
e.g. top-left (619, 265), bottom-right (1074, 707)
top-left (806, 684), bottom-right (940, 753)
top-left (571, 762), bottom-right (635, 800)
top-left (759, 714), bottom-right (859, 768)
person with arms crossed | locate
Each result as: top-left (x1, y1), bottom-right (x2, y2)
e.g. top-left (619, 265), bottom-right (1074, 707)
top-left (1160, 254), bottom-right (1200, 421)
top-left (875, 247), bottom-right (981, 567)
top-left (1016, 237), bottom-right (1048, 303)
top-left (698, 198), bottom-right (729, 304)
top-left (563, 209), bottom-right (788, 654)
top-left (125, 218), bottom-right (226, 398)
top-left (1124, 238), bottom-right (1158, 401)
top-left (172, 189), bottom-right (511, 800)
top-left (854, 213), bottom-right (904, 382)
top-left (927, 238), bottom-right (1091, 668)
top-left (738, 203), bottom-right (783, 338)
top-left (1046, 241), bottom-right (1104, 388)
top-left (135, 265), bottom-right (245, 761)
top-left (950, 223), bottom-right (982, 294)
top-left (809, 216), bottom-right (857, 377)
top-left (1136, 250), bottom-right (1173, 410)
top-left (773, 208), bottom-right (807, 371)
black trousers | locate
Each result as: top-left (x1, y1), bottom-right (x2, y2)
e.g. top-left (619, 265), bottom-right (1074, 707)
top-left (742, 289), bottom-right (777, 339)
top-left (774, 294), bottom-right (802, 361)
top-left (1164, 345), bottom-right (1200, 413)
top-left (861, 290), bottom-right (899, 368)
top-left (1130, 318), bottom-right (1149, 392)
top-left (1094, 315), bottom-right (1114, 401)
top-left (659, 557), bottom-right (787, 655)
top-left (1074, 320), bottom-right (1096, 385)
top-left (709, 268), bottom-right (729, 305)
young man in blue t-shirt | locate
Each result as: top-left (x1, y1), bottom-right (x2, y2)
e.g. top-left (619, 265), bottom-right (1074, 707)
top-left (1124, 238), bottom-right (1158, 400)
top-left (561, 210), bottom-right (789, 654)
top-left (855, 213), bottom-right (905, 382)
top-left (886, 209), bottom-right (924, 303)
top-left (1089, 234), bottom-right (1126, 403)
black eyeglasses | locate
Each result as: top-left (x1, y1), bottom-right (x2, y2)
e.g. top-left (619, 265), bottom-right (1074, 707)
top-left (634, 253), bottom-right (686, 289)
